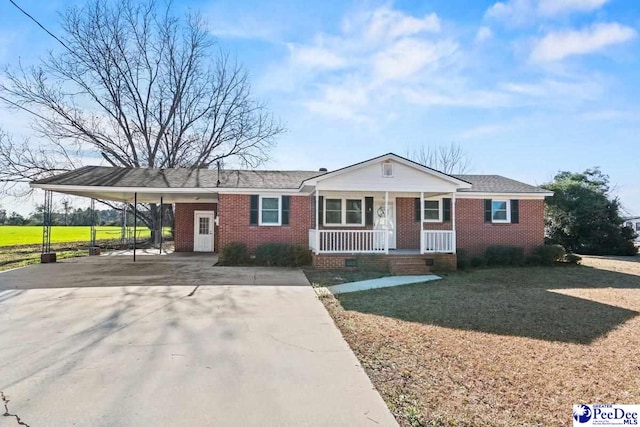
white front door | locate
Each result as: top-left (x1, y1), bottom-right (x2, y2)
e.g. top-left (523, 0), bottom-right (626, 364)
top-left (374, 199), bottom-right (396, 249)
top-left (193, 211), bottom-right (215, 252)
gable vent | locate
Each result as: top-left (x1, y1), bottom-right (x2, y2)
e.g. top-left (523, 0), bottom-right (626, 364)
top-left (382, 162), bottom-right (393, 177)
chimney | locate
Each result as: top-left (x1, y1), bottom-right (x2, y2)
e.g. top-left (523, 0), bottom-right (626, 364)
top-left (319, 167), bottom-right (328, 172)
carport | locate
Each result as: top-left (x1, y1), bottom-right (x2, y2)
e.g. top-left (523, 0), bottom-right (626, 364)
top-left (30, 166), bottom-right (220, 262)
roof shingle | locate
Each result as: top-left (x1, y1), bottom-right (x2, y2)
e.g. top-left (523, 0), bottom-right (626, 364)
top-left (33, 167), bottom-right (550, 194)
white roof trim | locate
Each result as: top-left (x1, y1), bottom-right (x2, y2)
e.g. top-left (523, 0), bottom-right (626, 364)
top-left (300, 153), bottom-right (472, 189)
top-left (456, 192), bottom-right (553, 199)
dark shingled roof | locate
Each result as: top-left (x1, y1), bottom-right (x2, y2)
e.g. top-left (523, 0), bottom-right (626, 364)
top-left (33, 166), bottom-right (549, 194)
top-left (33, 166), bottom-right (323, 189)
top-left (454, 175), bottom-right (549, 193)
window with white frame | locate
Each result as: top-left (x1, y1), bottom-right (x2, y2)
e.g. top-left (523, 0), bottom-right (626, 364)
top-left (345, 199), bottom-right (363, 224)
top-left (491, 200), bottom-right (510, 223)
top-left (325, 198), bottom-right (364, 225)
top-left (423, 200), bottom-right (441, 222)
top-left (325, 199), bottom-right (342, 224)
top-left (260, 196), bottom-right (281, 225)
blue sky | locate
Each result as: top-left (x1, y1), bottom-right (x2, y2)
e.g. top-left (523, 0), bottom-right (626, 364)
top-left (0, 0), bottom-right (638, 216)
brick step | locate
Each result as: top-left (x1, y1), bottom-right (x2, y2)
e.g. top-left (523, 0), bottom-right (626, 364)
top-left (390, 259), bottom-right (428, 265)
top-left (391, 267), bottom-right (430, 275)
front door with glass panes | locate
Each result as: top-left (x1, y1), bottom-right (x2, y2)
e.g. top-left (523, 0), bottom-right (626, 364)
top-left (193, 211), bottom-right (215, 252)
top-left (373, 199), bottom-right (396, 249)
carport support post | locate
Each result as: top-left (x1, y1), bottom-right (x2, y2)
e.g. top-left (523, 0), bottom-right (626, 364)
top-left (133, 192), bottom-right (137, 262)
top-left (159, 197), bottom-right (163, 254)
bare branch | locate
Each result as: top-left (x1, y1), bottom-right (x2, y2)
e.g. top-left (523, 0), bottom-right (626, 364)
top-left (0, 0), bottom-right (283, 187)
top-left (405, 143), bottom-right (472, 175)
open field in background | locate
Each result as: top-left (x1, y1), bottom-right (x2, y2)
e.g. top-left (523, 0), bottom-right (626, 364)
top-left (316, 256), bottom-right (640, 426)
top-left (0, 226), bottom-right (170, 247)
top-left (0, 226), bottom-right (173, 271)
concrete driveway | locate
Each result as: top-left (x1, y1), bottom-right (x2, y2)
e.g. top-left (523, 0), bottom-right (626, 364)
top-left (0, 255), bottom-right (397, 426)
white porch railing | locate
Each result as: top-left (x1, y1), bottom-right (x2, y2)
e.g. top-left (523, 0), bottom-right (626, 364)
top-left (422, 230), bottom-right (456, 253)
top-left (309, 229), bottom-right (387, 253)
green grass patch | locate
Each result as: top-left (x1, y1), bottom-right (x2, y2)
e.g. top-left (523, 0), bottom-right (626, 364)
top-left (0, 225), bottom-right (169, 247)
top-left (0, 246), bottom-right (88, 271)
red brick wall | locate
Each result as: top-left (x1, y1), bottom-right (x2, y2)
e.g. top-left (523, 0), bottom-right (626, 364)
top-left (174, 203), bottom-right (217, 252)
top-left (396, 198), bottom-right (453, 250)
top-left (456, 199), bottom-right (545, 256)
top-left (174, 196), bottom-right (545, 256)
top-left (217, 194), bottom-right (312, 253)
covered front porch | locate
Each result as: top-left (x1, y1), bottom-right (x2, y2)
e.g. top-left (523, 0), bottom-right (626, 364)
top-left (307, 190), bottom-right (457, 255)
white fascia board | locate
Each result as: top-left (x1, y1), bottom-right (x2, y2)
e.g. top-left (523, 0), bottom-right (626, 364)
top-left (215, 187), bottom-right (309, 195)
top-left (456, 192), bottom-right (553, 199)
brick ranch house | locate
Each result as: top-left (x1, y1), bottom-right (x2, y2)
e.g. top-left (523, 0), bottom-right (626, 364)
top-left (31, 153), bottom-right (552, 272)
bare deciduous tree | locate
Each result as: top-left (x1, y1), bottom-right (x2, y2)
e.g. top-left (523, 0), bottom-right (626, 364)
top-left (406, 143), bottom-right (471, 174)
top-left (0, 0), bottom-right (284, 235)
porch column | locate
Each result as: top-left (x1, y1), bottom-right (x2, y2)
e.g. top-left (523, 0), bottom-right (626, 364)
top-left (451, 193), bottom-right (457, 253)
top-left (133, 192), bottom-right (137, 262)
top-left (315, 190), bottom-right (320, 255)
top-left (159, 196), bottom-right (163, 254)
top-left (420, 191), bottom-right (424, 254)
top-left (384, 191), bottom-right (389, 254)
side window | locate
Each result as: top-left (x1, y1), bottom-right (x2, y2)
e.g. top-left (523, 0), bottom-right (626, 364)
top-left (491, 200), bottom-right (510, 223)
top-left (259, 196), bottom-right (281, 225)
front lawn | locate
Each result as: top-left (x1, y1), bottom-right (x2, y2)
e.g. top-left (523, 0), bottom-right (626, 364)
top-left (321, 259), bottom-right (640, 426)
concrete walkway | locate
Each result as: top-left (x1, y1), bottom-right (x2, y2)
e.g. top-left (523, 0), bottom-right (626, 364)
top-left (0, 257), bottom-right (397, 426)
top-left (328, 275), bottom-right (441, 294)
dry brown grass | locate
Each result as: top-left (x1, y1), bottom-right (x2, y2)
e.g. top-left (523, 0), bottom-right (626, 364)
top-left (321, 259), bottom-right (640, 426)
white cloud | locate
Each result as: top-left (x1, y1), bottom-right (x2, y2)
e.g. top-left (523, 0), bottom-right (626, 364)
top-left (364, 8), bottom-right (441, 40)
top-left (475, 26), bottom-right (493, 44)
top-left (457, 124), bottom-right (509, 140)
top-left (372, 38), bottom-right (457, 81)
top-left (538, 0), bottom-right (610, 16)
top-left (287, 44), bottom-right (346, 70)
top-left (403, 88), bottom-right (513, 108)
top-left (530, 23), bottom-right (637, 62)
top-left (486, 0), bottom-right (610, 24)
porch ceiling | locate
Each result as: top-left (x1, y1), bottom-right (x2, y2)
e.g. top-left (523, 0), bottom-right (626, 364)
top-left (36, 187), bottom-right (218, 203)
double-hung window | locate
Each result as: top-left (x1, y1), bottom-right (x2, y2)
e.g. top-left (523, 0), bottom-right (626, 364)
top-left (491, 200), bottom-right (510, 223)
top-left (345, 199), bottom-right (363, 224)
top-left (424, 200), bottom-right (441, 222)
top-left (260, 196), bottom-right (281, 226)
top-left (325, 199), bottom-right (342, 224)
top-left (325, 198), bottom-right (364, 226)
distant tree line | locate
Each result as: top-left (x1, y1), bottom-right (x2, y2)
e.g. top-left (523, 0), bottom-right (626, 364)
top-left (0, 205), bottom-right (167, 227)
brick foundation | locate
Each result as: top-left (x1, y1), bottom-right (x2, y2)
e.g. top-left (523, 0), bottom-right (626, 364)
top-left (311, 252), bottom-right (457, 273)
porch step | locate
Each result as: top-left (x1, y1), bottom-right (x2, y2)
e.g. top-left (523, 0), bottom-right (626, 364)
top-left (388, 256), bottom-right (430, 275)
